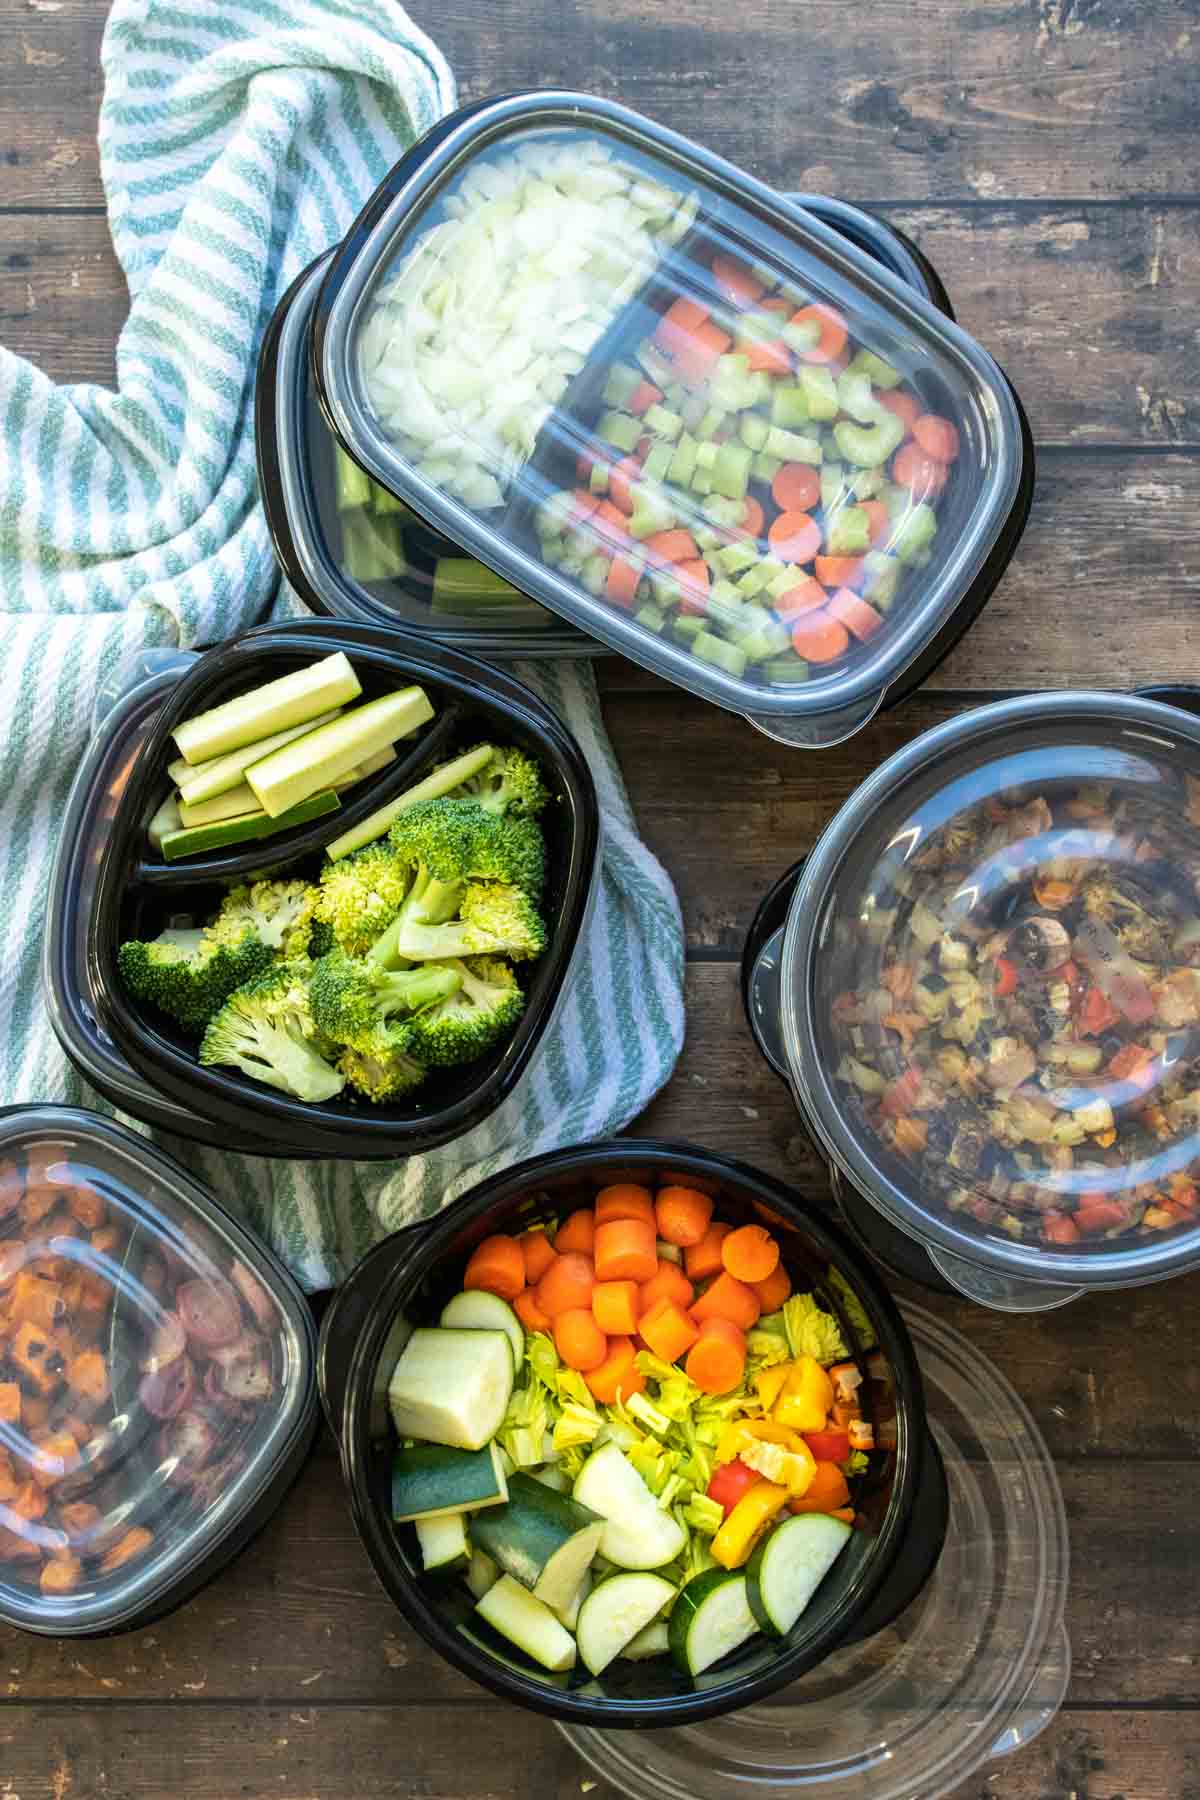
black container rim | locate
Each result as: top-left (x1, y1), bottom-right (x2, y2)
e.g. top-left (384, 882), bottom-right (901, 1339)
top-left (0, 1104), bottom-right (318, 1635)
top-left (326, 1137), bottom-right (933, 1727)
top-left (86, 619), bottom-right (600, 1160)
top-left (779, 687), bottom-right (1200, 1290)
top-left (310, 89), bottom-right (1027, 739)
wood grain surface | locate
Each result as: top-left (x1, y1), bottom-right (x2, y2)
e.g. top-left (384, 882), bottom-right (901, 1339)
top-left (3, 0), bottom-right (1199, 1793)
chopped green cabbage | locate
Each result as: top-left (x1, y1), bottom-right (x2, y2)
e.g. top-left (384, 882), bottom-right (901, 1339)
top-left (783, 1292), bottom-right (850, 1364)
top-left (828, 1267), bottom-right (877, 1349)
top-left (552, 1400), bottom-right (604, 1453)
top-left (845, 1450), bottom-right (870, 1477)
top-left (684, 1493), bottom-right (725, 1536)
top-left (497, 1382), bottom-right (548, 1469)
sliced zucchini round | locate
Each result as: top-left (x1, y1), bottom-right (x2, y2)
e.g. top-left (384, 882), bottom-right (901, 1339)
top-left (576, 1571), bottom-right (677, 1676)
top-left (440, 1290), bottom-right (524, 1371)
top-left (746, 1512), bottom-right (853, 1637)
top-left (572, 1441), bottom-right (687, 1571)
top-left (669, 1567), bottom-right (759, 1677)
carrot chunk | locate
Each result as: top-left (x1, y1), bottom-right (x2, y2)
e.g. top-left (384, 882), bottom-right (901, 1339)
top-left (721, 1225), bottom-right (781, 1284)
top-left (535, 1252), bottom-right (596, 1319)
top-left (639, 1297), bottom-right (700, 1364)
top-left (685, 1221), bottom-right (732, 1282)
top-left (690, 1270), bottom-right (761, 1331)
top-left (595, 1185), bottom-right (656, 1227)
top-left (584, 1336), bottom-right (645, 1405)
top-left (592, 1280), bottom-right (641, 1338)
top-left (639, 1259), bottom-right (695, 1314)
top-left (554, 1307), bottom-right (609, 1373)
top-left (518, 1230), bottom-right (557, 1286)
top-left (686, 1317), bottom-right (747, 1395)
top-left (593, 1218), bottom-right (658, 1285)
top-left (513, 1289), bottom-right (553, 1336)
top-left (654, 1186), bottom-right (714, 1248)
top-left (752, 1263), bottom-right (793, 1312)
top-left (462, 1234), bottom-right (526, 1303)
top-left (554, 1210), bottom-right (595, 1256)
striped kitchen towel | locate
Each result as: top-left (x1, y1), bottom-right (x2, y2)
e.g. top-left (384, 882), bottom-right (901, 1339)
top-left (0, 0), bottom-right (685, 1289)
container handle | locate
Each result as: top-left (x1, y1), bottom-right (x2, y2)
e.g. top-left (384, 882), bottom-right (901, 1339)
top-left (91, 649), bottom-right (199, 735)
top-left (987, 1621), bottom-right (1072, 1759)
top-left (317, 1226), bottom-right (427, 1438)
top-left (927, 1246), bottom-right (1086, 1313)
top-left (740, 859), bottom-right (808, 1081)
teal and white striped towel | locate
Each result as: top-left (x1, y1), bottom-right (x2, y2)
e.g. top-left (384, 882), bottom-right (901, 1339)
top-left (0, 0), bottom-right (685, 1289)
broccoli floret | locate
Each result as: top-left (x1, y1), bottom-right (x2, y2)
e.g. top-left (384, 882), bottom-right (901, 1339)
top-left (206, 880), bottom-right (316, 959)
top-left (118, 927), bottom-right (274, 1032)
top-left (308, 947), bottom-right (462, 1049)
top-left (337, 1028), bottom-right (429, 1103)
top-left (392, 880), bottom-right (547, 964)
top-left (314, 843), bottom-right (411, 955)
top-left (391, 798), bottom-right (545, 895)
top-left (448, 745), bottom-right (548, 818)
top-left (409, 958), bottom-right (525, 1066)
top-left (199, 965), bottom-right (345, 1102)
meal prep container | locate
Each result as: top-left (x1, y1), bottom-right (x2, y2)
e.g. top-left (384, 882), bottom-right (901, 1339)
top-left (257, 190), bottom-right (951, 653)
top-left (743, 688), bottom-right (1200, 1311)
top-left (311, 92), bottom-right (1033, 748)
top-left (317, 1140), bottom-right (950, 1728)
top-left (0, 1105), bottom-right (317, 1635)
top-left (85, 619), bottom-right (600, 1161)
top-left (564, 1299), bottom-right (1070, 1800)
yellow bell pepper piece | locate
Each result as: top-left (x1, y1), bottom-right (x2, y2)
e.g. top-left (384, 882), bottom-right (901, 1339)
top-left (740, 1432), bottom-right (817, 1499)
top-left (773, 1355), bottom-right (835, 1434)
top-left (711, 1479), bottom-right (789, 1569)
top-left (754, 1363), bottom-right (791, 1412)
top-left (716, 1416), bottom-right (804, 1465)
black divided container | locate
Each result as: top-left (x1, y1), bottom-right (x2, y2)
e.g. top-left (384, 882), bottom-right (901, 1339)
top-left (86, 620), bottom-right (600, 1161)
top-left (318, 1140), bottom-right (948, 1728)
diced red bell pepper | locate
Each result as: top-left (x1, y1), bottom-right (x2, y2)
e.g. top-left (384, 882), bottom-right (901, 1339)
top-left (879, 1066), bottom-right (922, 1119)
top-left (1041, 1211), bottom-right (1081, 1245)
top-left (1074, 1195), bottom-right (1128, 1235)
top-left (706, 1458), bottom-right (760, 1518)
top-left (1077, 985), bottom-right (1120, 1037)
top-left (994, 956), bottom-right (1019, 998)
top-left (802, 1428), bottom-right (851, 1464)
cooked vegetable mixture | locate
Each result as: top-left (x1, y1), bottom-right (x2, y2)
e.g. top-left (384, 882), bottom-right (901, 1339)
top-left (0, 1142), bottom-right (275, 1595)
top-left (829, 774), bottom-right (1200, 1247)
top-left (388, 1180), bottom-right (883, 1680)
top-left (534, 244), bottom-right (961, 686)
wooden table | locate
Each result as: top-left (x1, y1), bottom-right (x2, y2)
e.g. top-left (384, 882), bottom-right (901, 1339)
top-left (5, 0), bottom-right (1200, 1793)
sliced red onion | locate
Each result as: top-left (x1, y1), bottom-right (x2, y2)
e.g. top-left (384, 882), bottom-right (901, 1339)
top-left (177, 1279), bottom-right (242, 1350)
top-left (229, 1261), bottom-right (275, 1330)
top-left (159, 1407), bottom-right (217, 1478)
top-left (141, 1311), bottom-right (186, 1374)
top-left (138, 1354), bottom-right (195, 1421)
top-left (220, 1354), bottom-right (273, 1402)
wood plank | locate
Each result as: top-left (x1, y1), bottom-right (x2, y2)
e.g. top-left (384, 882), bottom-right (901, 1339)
top-left (0, 0), bottom-right (105, 209)
top-left (7, 193), bottom-right (1200, 449)
top-left (0, 1702), bottom-right (1187, 1800)
top-left (0, 1454), bottom-right (1191, 1705)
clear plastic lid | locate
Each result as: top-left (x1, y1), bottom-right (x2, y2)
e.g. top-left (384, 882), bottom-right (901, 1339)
top-left (261, 257), bottom-right (594, 657)
top-left (0, 1107), bottom-right (314, 1632)
top-left (781, 691), bottom-right (1200, 1291)
top-left (315, 94), bottom-right (1024, 746)
top-left (562, 1300), bottom-right (1070, 1800)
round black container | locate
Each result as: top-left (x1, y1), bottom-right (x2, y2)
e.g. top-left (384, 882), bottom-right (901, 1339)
top-left (318, 1139), bottom-right (948, 1728)
top-left (87, 619), bottom-right (600, 1161)
top-left (741, 686), bottom-right (1200, 1311)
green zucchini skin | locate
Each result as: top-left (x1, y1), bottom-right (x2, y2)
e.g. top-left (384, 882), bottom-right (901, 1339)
top-left (470, 1472), bottom-right (605, 1611)
top-left (391, 1442), bottom-right (508, 1522)
top-left (668, 1566), bottom-right (759, 1677)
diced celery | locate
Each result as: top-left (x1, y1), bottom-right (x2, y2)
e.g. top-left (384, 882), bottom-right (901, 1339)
top-left (850, 469), bottom-right (884, 499)
top-left (763, 654), bottom-right (811, 684)
top-left (738, 415), bottom-right (769, 453)
top-left (697, 406), bottom-right (726, 441)
top-left (716, 541), bottom-right (760, 576)
top-left (821, 465), bottom-right (848, 513)
top-left (736, 563), bottom-right (771, 598)
top-left (765, 425), bottom-right (824, 463)
top-left (709, 577), bottom-right (744, 609)
top-left (700, 495), bottom-right (744, 529)
top-left (692, 523), bottom-right (721, 550)
top-left (692, 471), bottom-right (714, 496)
top-left (834, 413), bottom-right (905, 468)
top-left (430, 561), bottom-right (529, 611)
top-left (799, 366), bottom-right (839, 420)
top-left (861, 551), bottom-right (901, 608)
top-left (536, 491), bottom-right (575, 539)
top-left (673, 614), bottom-right (705, 643)
top-left (882, 481), bottom-right (913, 520)
top-left (598, 410), bottom-right (641, 453)
top-left (628, 485), bottom-right (676, 540)
top-left (713, 443), bottom-right (751, 500)
top-left (589, 462), bottom-right (610, 496)
top-left (581, 553), bottom-right (610, 596)
top-left (767, 564), bottom-right (809, 601)
top-left (603, 363), bottom-right (643, 408)
top-left (693, 631), bottom-right (747, 678)
top-left (825, 505), bottom-right (871, 556)
top-left (736, 310), bottom-right (781, 347)
top-left (643, 403), bottom-right (682, 441)
top-left (771, 385), bottom-right (809, 428)
top-left (695, 440), bottom-right (719, 473)
top-left (738, 620), bottom-right (791, 662)
top-left (836, 371), bottom-right (879, 423)
top-left (634, 602), bottom-right (667, 632)
top-left (717, 352), bottom-right (751, 381)
top-left (782, 317), bottom-right (822, 353)
top-left (669, 433), bottom-right (699, 486)
top-left (847, 348), bottom-right (902, 389)
top-left (910, 546), bottom-right (933, 567)
top-left (890, 502), bottom-right (938, 564)
top-left (753, 453), bottom-right (784, 484)
top-left (643, 442), bottom-right (674, 484)
top-left (541, 536), bottom-right (567, 567)
top-left (650, 569), bottom-right (682, 607)
top-left (745, 372), bottom-right (773, 407)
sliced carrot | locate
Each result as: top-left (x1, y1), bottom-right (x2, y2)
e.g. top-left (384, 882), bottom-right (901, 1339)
top-left (814, 555), bottom-right (865, 591)
top-left (742, 338), bottom-right (791, 375)
top-left (595, 1185), bottom-right (656, 1227)
top-left (606, 555), bottom-right (642, 610)
top-left (607, 457), bottom-right (642, 517)
top-left (99, 1526), bottom-right (153, 1573)
top-left (643, 529), bottom-right (699, 567)
top-left (592, 1279), bottom-right (641, 1338)
top-left (752, 1262), bottom-right (793, 1312)
top-left (555, 1209), bottom-right (595, 1256)
top-left (912, 413), bottom-right (961, 463)
top-left (690, 1270), bottom-right (761, 1331)
top-left (654, 1185), bottom-right (714, 1248)
top-left (721, 1224), bottom-right (780, 1284)
top-left (787, 1461), bottom-right (851, 1515)
top-left (790, 303), bottom-right (849, 365)
top-left (514, 1289), bottom-right (553, 1335)
top-left (462, 1235), bottom-right (526, 1303)
top-left (768, 511), bottom-right (822, 564)
top-left (791, 610), bottom-right (851, 663)
top-left (892, 442), bottom-right (948, 497)
top-left (772, 463), bottom-right (821, 513)
top-left (877, 389), bottom-right (921, 435)
top-left (740, 496), bottom-right (765, 540)
top-left (685, 1221), bottom-right (732, 1282)
top-left (827, 588), bottom-right (883, 642)
top-left (774, 576), bottom-right (828, 619)
top-left (569, 487), bottom-right (602, 525)
top-left (712, 255), bottom-right (765, 306)
top-left (584, 1335), bottom-right (645, 1405)
top-left (676, 558), bottom-right (711, 614)
top-left (859, 501), bottom-right (892, 549)
top-left (628, 379), bottom-right (664, 417)
top-left (674, 320), bottom-right (733, 386)
top-left (555, 1307), bottom-right (609, 1373)
top-left (591, 500), bottom-right (632, 549)
top-left (594, 1217), bottom-right (659, 1285)
top-left (655, 295), bottom-right (712, 352)
top-left (640, 1297), bottom-right (701, 1364)
top-left (686, 1317), bottom-right (747, 1395)
top-left (639, 1258), bottom-right (695, 1314)
top-left (518, 1230), bottom-right (557, 1286)
top-left (535, 1251), bottom-right (596, 1319)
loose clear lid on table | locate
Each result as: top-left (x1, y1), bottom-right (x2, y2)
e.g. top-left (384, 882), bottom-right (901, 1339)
top-left (782, 692), bottom-right (1200, 1297)
top-left (314, 93), bottom-right (1024, 746)
top-left (0, 1108), bottom-right (315, 1633)
top-left (563, 1301), bottom-right (1070, 1800)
